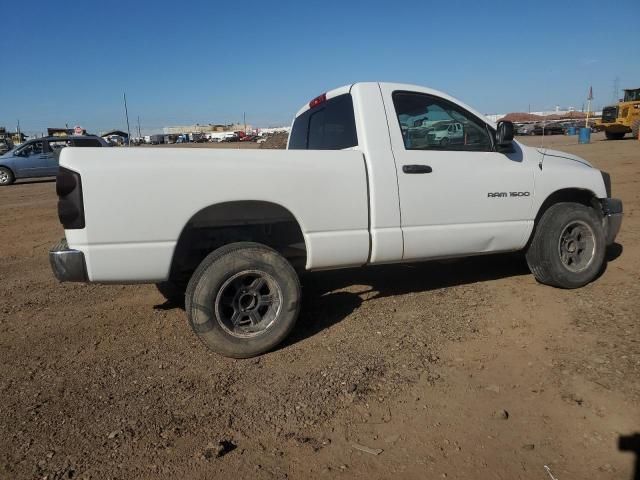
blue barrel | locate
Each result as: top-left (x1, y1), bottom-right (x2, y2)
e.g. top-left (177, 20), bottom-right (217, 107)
top-left (567, 126), bottom-right (577, 135)
top-left (578, 127), bottom-right (591, 144)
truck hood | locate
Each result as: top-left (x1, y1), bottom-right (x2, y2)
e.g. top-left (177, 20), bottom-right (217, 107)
top-left (536, 148), bottom-right (593, 168)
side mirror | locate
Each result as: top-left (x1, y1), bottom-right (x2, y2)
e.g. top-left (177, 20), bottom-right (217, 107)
top-left (496, 120), bottom-right (514, 147)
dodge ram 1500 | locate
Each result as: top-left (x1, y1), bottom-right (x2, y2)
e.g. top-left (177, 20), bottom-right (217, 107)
top-left (50, 82), bottom-right (623, 358)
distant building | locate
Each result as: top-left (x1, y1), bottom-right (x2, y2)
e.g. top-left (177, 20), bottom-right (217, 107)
top-left (1, 127), bottom-right (26, 144)
top-left (163, 123), bottom-right (252, 135)
top-left (100, 129), bottom-right (129, 139)
top-left (486, 109), bottom-right (602, 123)
top-left (257, 127), bottom-right (291, 135)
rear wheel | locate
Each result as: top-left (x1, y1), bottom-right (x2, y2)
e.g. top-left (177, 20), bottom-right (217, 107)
top-left (526, 202), bottom-right (605, 289)
top-left (605, 131), bottom-right (626, 140)
top-left (185, 242), bottom-right (301, 358)
top-left (0, 167), bottom-right (15, 186)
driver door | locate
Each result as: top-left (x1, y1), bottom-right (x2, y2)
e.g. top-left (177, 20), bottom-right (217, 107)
top-left (380, 87), bottom-right (535, 261)
top-left (12, 141), bottom-right (47, 177)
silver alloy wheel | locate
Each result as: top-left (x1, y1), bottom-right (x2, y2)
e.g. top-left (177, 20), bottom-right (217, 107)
top-left (558, 220), bottom-right (596, 273)
top-left (0, 170), bottom-right (8, 184)
top-left (214, 270), bottom-right (283, 338)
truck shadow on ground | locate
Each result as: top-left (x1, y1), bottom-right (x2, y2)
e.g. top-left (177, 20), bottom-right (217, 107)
top-left (154, 244), bottom-right (623, 346)
top-left (282, 243), bottom-right (623, 348)
top-left (283, 253), bottom-right (529, 348)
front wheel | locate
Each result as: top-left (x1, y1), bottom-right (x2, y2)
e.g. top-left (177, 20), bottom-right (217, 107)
top-left (0, 167), bottom-right (15, 186)
top-left (526, 202), bottom-right (606, 288)
top-left (185, 242), bottom-right (301, 358)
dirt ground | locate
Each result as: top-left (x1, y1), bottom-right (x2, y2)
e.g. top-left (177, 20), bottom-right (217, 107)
top-left (0, 132), bottom-right (638, 480)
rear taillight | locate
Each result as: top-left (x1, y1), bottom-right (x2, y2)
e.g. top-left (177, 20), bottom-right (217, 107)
top-left (309, 93), bottom-right (327, 109)
top-left (56, 167), bottom-right (85, 229)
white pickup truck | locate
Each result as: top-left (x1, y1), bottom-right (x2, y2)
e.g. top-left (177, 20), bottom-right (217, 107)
top-left (50, 82), bottom-right (622, 358)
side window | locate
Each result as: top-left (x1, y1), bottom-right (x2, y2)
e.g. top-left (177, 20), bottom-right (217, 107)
top-left (392, 92), bottom-right (492, 152)
top-left (289, 94), bottom-right (358, 150)
top-left (20, 141), bottom-right (43, 156)
top-left (46, 140), bottom-right (70, 152)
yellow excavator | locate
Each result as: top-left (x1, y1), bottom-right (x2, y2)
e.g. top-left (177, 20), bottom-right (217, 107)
top-left (596, 87), bottom-right (640, 139)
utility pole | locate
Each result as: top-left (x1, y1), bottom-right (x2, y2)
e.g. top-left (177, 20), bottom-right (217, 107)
top-left (123, 93), bottom-right (131, 146)
top-left (243, 112), bottom-right (246, 134)
top-left (16, 119), bottom-right (20, 143)
top-left (137, 116), bottom-right (141, 138)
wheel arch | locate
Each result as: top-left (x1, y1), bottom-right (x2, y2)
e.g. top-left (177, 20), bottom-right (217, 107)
top-left (528, 188), bottom-right (601, 245)
top-left (168, 200), bottom-right (307, 284)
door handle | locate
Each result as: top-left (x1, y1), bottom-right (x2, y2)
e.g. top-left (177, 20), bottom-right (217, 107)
top-left (402, 164), bottom-right (432, 174)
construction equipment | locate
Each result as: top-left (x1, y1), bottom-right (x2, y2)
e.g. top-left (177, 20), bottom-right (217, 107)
top-left (596, 87), bottom-right (640, 140)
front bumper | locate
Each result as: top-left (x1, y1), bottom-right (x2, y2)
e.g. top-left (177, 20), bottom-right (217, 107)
top-left (601, 198), bottom-right (623, 245)
top-left (49, 238), bottom-right (88, 282)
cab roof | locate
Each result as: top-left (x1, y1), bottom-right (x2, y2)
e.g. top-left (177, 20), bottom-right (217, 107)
top-left (294, 82), bottom-right (495, 128)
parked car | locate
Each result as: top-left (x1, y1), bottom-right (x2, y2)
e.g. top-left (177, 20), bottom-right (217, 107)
top-left (516, 123), bottom-right (536, 135)
top-left (425, 122), bottom-right (464, 146)
top-left (49, 82), bottom-right (622, 358)
top-left (532, 123), bottom-right (564, 135)
top-left (0, 135), bottom-right (108, 186)
top-left (150, 134), bottom-right (165, 145)
top-left (105, 134), bottom-right (126, 146)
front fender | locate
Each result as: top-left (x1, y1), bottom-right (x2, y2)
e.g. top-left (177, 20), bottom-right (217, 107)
top-left (533, 155), bottom-right (607, 215)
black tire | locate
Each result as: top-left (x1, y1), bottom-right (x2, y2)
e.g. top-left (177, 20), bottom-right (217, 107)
top-left (155, 281), bottom-right (186, 305)
top-left (440, 137), bottom-right (450, 147)
top-left (0, 167), bottom-right (15, 186)
top-left (631, 119), bottom-right (640, 140)
top-left (185, 242), bottom-right (301, 358)
top-left (605, 131), bottom-right (625, 140)
top-left (526, 202), bottom-right (605, 289)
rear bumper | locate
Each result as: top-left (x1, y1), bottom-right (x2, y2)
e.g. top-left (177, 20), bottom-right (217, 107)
top-left (601, 198), bottom-right (623, 245)
top-left (49, 238), bottom-right (88, 282)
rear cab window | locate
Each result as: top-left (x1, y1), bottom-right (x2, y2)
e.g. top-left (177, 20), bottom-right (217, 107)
top-left (289, 94), bottom-right (358, 150)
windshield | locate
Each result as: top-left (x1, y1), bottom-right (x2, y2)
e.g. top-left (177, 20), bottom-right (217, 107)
top-left (435, 124), bottom-right (449, 131)
top-left (623, 89), bottom-right (640, 102)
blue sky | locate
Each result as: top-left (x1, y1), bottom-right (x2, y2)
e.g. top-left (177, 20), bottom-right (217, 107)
top-left (2, 0), bottom-right (639, 135)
